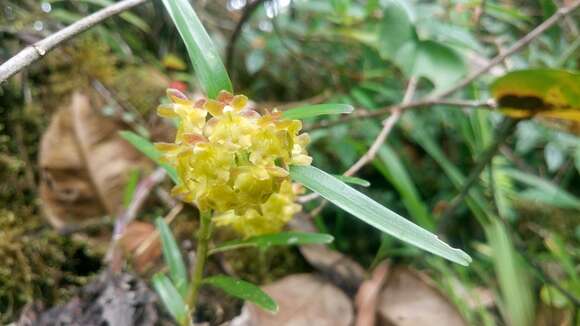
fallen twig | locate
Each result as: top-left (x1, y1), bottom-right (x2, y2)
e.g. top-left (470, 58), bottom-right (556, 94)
top-left (0, 0), bottom-right (148, 83)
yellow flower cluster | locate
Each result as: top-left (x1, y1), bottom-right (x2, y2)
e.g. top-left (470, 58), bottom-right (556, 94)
top-left (156, 89), bottom-right (311, 237)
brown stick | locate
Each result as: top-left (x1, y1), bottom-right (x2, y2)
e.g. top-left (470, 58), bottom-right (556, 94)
top-left (0, 0), bottom-right (148, 83)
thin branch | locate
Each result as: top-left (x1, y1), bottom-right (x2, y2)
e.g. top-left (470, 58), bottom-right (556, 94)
top-left (108, 167), bottom-right (166, 273)
top-left (0, 0), bottom-right (148, 83)
top-left (344, 77), bottom-right (418, 177)
top-left (434, 0), bottom-right (580, 98)
top-left (308, 0), bottom-right (579, 131)
top-left (226, 0), bottom-right (268, 72)
top-left (299, 77), bottom-right (418, 204)
top-left (306, 99), bottom-right (495, 131)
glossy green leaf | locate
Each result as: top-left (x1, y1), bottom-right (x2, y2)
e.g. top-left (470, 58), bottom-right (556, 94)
top-left (160, 0), bottom-right (232, 98)
top-left (209, 231), bottom-right (334, 255)
top-left (119, 131), bottom-right (178, 184)
top-left (290, 165), bottom-right (472, 266)
top-left (152, 273), bottom-right (188, 324)
top-left (491, 69), bottom-right (580, 121)
top-left (156, 217), bottom-right (188, 296)
top-left (282, 104), bottom-right (354, 120)
top-left (333, 175), bottom-right (371, 187)
top-left (203, 275), bottom-right (278, 312)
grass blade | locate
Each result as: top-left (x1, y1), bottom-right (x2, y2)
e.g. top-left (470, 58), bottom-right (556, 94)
top-left (282, 103), bottom-right (353, 120)
top-left (160, 0), bottom-right (232, 98)
top-left (203, 275), bottom-right (278, 312)
top-left (290, 165), bottom-right (472, 266)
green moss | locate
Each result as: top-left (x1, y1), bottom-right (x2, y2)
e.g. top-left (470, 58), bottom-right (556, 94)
top-left (0, 209), bottom-right (101, 323)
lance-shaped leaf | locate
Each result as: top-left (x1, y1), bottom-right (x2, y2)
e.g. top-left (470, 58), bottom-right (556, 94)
top-left (290, 165), bottom-right (472, 266)
top-left (203, 275), bottom-right (278, 312)
top-left (119, 131), bottom-right (179, 183)
top-left (156, 217), bottom-right (188, 296)
top-left (160, 0), bottom-right (232, 98)
top-left (152, 273), bottom-right (188, 324)
top-left (491, 69), bottom-right (580, 121)
top-left (209, 231), bottom-right (334, 255)
top-left (282, 104), bottom-right (354, 120)
top-left (333, 174), bottom-right (371, 187)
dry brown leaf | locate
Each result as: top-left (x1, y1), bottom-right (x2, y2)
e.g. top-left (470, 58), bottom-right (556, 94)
top-left (289, 214), bottom-right (366, 295)
top-left (377, 266), bottom-right (466, 326)
top-left (119, 221), bottom-right (161, 274)
top-left (39, 92), bottom-right (153, 230)
top-left (239, 274), bottom-right (354, 326)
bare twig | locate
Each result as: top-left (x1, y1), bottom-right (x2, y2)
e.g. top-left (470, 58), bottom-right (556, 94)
top-left (0, 0), bottom-right (148, 83)
top-left (300, 77), bottom-right (418, 204)
top-left (434, 0), bottom-right (580, 98)
top-left (108, 167), bottom-right (166, 273)
top-left (345, 77), bottom-right (418, 177)
top-left (226, 0), bottom-right (268, 72)
top-left (306, 99), bottom-right (495, 131)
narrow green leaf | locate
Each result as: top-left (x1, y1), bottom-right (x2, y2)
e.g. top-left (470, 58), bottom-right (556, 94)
top-left (119, 131), bottom-right (179, 184)
top-left (333, 175), bottom-right (370, 187)
top-left (152, 273), bottom-right (188, 324)
top-left (290, 165), bottom-right (472, 266)
top-left (160, 0), bottom-right (232, 98)
top-left (156, 217), bottom-right (188, 296)
top-left (485, 219), bottom-right (535, 326)
top-left (282, 104), bottom-right (354, 120)
top-left (203, 275), bottom-right (278, 312)
top-left (122, 169), bottom-right (140, 208)
top-left (209, 231), bottom-right (334, 255)
top-left (504, 168), bottom-right (580, 209)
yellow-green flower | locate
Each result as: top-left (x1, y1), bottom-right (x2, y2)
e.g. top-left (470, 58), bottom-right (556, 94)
top-left (156, 89), bottom-right (311, 237)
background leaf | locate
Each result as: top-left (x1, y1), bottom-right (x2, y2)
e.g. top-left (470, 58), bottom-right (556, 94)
top-left (491, 69), bottom-right (580, 121)
top-left (203, 275), bottom-right (278, 312)
top-left (290, 165), bottom-right (472, 266)
top-left (160, 0), bottom-right (232, 98)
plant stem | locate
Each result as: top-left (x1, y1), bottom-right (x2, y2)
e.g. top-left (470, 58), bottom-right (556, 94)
top-left (186, 210), bottom-right (212, 322)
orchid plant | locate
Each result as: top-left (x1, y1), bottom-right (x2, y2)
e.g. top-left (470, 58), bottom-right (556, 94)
top-left (120, 0), bottom-right (471, 324)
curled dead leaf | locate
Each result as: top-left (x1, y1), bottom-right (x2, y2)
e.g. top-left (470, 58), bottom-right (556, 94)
top-left (39, 92), bottom-right (153, 230)
top-left (119, 221), bottom-right (162, 274)
top-left (377, 266), bottom-right (466, 326)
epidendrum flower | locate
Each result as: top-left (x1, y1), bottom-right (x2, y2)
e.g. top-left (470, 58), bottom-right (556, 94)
top-left (156, 89), bottom-right (312, 237)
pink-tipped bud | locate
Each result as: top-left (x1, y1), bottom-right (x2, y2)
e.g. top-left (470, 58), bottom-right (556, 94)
top-left (217, 90), bottom-right (234, 103)
top-left (167, 88), bottom-right (189, 104)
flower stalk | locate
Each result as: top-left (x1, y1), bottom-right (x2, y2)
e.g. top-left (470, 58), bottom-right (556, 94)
top-left (186, 210), bottom-right (212, 322)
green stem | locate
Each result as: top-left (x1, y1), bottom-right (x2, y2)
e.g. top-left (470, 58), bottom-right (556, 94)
top-left (186, 210), bottom-right (212, 322)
